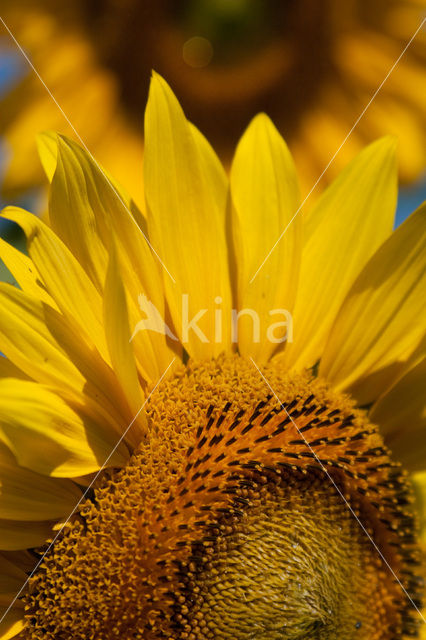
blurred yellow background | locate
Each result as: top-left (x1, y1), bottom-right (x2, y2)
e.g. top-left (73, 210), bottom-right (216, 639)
top-left (0, 0), bottom-right (425, 209)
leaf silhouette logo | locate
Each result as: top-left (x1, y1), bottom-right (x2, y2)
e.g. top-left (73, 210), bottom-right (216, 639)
top-left (130, 294), bottom-right (178, 342)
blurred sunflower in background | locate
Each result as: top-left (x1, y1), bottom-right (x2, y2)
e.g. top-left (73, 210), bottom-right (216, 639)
top-left (0, 0), bottom-right (426, 206)
top-left (0, 75), bottom-right (424, 639)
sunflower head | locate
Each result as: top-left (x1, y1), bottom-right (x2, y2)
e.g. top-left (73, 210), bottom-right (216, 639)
top-left (0, 74), bottom-right (424, 639)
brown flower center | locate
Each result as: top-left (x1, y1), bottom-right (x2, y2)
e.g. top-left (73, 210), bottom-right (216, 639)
top-left (176, 477), bottom-right (402, 639)
top-left (23, 356), bottom-right (421, 639)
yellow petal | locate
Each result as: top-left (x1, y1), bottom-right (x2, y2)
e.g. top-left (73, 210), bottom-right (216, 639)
top-left (0, 519), bottom-right (54, 551)
top-left (0, 284), bottom-right (137, 436)
top-left (0, 359), bottom-right (27, 382)
top-left (36, 130), bottom-right (58, 183)
top-left (278, 137), bottom-right (397, 369)
top-left (0, 380), bottom-right (128, 477)
top-left (0, 608), bottom-right (24, 640)
top-left (0, 554), bottom-right (26, 597)
top-left (127, 294), bottom-right (181, 385)
top-left (0, 283), bottom-right (85, 392)
top-left (0, 553), bottom-right (31, 638)
top-left (144, 73), bottom-right (232, 358)
top-left (103, 243), bottom-right (144, 421)
top-left (0, 442), bottom-right (81, 521)
top-left (230, 114), bottom-right (301, 360)
top-left (0, 239), bottom-right (57, 308)
top-left (370, 356), bottom-right (426, 472)
top-left (44, 133), bottom-right (108, 292)
top-left (189, 122), bottom-right (228, 211)
top-left (41, 134), bottom-right (176, 378)
top-left (2, 207), bottom-right (108, 361)
top-left (320, 204), bottom-right (426, 404)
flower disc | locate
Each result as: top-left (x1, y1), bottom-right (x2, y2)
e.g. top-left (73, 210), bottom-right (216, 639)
top-left (23, 357), bottom-right (421, 639)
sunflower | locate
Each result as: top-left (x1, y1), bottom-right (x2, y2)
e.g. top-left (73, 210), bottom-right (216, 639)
top-left (1, 0), bottom-right (426, 204)
top-left (0, 74), bottom-right (425, 639)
